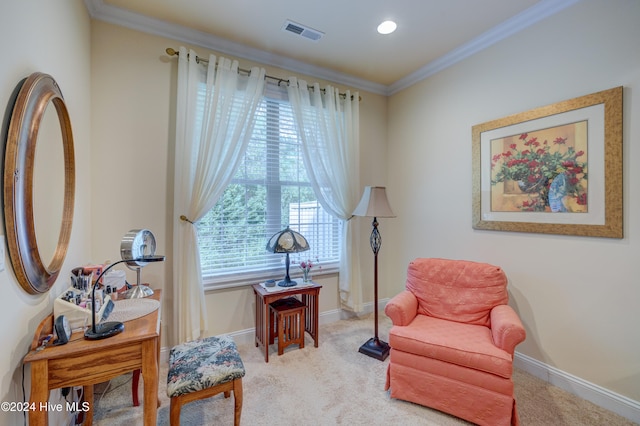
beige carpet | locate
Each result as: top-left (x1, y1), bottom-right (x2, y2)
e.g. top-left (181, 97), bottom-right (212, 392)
top-left (93, 314), bottom-right (636, 426)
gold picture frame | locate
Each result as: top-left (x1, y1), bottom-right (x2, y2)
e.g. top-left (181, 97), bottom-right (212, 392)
top-left (472, 86), bottom-right (622, 238)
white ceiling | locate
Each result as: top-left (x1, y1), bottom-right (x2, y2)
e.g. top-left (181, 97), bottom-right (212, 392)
top-left (86, 0), bottom-right (580, 95)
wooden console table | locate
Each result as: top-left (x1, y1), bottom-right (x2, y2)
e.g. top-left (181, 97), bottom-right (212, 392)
top-left (23, 290), bottom-right (162, 425)
top-left (252, 282), bottom-right (321, 362)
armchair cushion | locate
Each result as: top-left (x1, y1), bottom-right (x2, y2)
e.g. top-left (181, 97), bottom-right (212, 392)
top-left (406, 258), bottom-right (508, 327)
top-left (388, 315), bottom-right (513, 379)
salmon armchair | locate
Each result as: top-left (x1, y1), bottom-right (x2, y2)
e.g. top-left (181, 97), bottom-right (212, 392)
top-left (384, 258), bottom-right (526, 426)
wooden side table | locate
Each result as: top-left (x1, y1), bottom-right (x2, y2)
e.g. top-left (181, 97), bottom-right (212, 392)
top-left (253, 282), bottom-right (322, 362)
top-left (23, 291), bottom-right (162, 426)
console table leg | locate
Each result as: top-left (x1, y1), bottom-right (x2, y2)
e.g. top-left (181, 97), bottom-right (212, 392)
top-left (141, 339), bottom-right (159, 426)
top-left (84, 384), bottom-right (94, 426)
top-left (29, 361), bottom-right (48, 426)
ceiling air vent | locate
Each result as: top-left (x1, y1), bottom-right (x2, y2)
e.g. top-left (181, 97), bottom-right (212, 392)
top-left (282, 19), bottom-right (324, 41)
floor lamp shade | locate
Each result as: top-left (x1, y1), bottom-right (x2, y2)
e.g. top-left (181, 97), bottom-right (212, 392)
top-left (352, 186), bottom-right (396, 219)
top-left (353, 186), bottom-right (395, 361)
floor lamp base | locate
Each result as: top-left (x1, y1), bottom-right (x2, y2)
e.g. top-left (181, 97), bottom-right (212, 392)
top-left (358, 337), bottom-right (390, 361)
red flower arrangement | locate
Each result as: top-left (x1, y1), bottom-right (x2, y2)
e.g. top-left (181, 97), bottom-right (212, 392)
top-left (491, 133), bottom-right (587, 212)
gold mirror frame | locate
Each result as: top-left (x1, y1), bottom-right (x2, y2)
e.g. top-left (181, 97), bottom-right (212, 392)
top-left (3, 72), bottom-right (75, 294)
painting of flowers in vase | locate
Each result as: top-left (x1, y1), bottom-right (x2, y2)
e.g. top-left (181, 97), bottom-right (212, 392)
top-left (490, 121), bottom-right (588, 213)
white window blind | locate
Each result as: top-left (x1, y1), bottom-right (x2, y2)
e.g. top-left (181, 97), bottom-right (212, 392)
top-left (197, 87), bottom-right (341, 287)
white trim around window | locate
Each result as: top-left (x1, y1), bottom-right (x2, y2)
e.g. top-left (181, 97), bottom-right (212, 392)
top-left (202, 262), bottom-right (340, 291)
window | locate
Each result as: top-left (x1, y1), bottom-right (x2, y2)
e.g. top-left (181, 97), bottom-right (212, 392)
top-left (197, 88), bottom-right (341, 287)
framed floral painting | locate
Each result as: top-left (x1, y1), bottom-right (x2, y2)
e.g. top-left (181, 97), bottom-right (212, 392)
top-left (472, 86), bottom-right (622, 238)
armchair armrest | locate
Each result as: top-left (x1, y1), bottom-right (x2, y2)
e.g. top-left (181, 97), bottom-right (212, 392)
top-left (490, 304), bottom-right (526, 355)
top-left (384, 290), bottom-right (418, 326)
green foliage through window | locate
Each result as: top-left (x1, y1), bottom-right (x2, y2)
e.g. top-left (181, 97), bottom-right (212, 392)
top-left (197, 95), bottom-right (341, 282)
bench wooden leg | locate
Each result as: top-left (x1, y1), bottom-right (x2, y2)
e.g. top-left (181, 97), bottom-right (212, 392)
top-left (169, 395), bottom-right (181, 425)
top-left (233, 378), bottom-right (243, 426)
top-left (169, 378), bottom-right (243, 426)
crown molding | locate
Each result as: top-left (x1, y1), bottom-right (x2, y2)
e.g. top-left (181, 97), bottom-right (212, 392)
top-left (83, 0), bottom-right (388, 95)
top-left (387, 0), bottom-right (583, 95)
top-left (85, 0), bottom-right (581, 97)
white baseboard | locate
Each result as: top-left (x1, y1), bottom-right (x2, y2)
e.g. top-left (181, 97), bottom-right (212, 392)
top-left (225, 297), bottom-right (388, 346)
top-left (160, 298), bottom-right (388, 362)
top-left (160, 301), bottom-right (640, 424)
top-left (514, 352), bottom-right (640, 424)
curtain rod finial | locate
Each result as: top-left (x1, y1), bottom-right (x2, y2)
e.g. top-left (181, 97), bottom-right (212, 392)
top-left (166, 47), bottom-right (178, 56)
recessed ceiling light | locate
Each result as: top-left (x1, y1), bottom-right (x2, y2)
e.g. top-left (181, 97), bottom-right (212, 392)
top-left (377, 20), bottom-right (397, 35)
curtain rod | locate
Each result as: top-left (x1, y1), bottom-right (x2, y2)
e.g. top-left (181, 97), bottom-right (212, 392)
top-left (165, 48), bottom-right (359, 101)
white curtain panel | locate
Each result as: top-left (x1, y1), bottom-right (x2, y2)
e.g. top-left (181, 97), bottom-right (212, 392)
top-left (173, 47), bottom-right (265, 343)
top-left (287, 78), bottom-right (363, 312)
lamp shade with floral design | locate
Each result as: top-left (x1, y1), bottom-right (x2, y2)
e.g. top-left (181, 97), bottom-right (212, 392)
top-left (266, 227), bottom-right (309, 287)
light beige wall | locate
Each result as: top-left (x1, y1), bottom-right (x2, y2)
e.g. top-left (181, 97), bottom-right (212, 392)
top-left (90, 21), bottom-right (388, 345)
top-left (0, 1), bottom-right (92, 425)
top-left (386, 0), bottom-right (640, 401)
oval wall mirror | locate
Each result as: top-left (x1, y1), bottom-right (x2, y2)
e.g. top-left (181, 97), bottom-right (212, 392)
top-left (33, 99), bottom-right (66, 269)
top-left (3, 72), bottom-right (75, 294)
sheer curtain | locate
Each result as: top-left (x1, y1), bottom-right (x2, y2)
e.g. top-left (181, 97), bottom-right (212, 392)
top-left (287, 78), bottom-right (363, 312)
top-left (173, 47), bottom-right (265, 343)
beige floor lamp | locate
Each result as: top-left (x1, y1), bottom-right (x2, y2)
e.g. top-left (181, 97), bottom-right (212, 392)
top-left (352, 186), bottom-right (396, 360)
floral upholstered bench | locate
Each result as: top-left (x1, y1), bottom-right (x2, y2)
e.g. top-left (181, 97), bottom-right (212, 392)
top-left (167, 335), bottom-right (245, 425)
